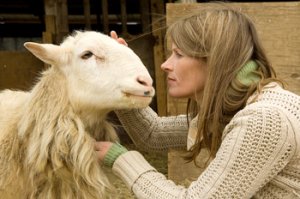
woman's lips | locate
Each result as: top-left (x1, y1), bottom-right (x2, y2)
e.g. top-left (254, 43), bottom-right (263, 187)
top-left (167, 77), bottom-right (176, 86)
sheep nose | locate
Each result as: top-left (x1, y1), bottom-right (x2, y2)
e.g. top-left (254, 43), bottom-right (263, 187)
top-left (137, 75), bottom-right (153, 87)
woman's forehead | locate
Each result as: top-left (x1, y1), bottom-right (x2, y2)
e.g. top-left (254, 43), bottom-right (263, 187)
top-left (171, 43), bottom-right (177, 49)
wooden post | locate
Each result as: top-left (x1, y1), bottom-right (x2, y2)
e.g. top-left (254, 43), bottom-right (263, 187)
top-left (120, 0), bottom-right (128, 35)
top-left (55, 0), bottom-right (69, 43)
top-left (43, 0), bottom-right (69, 44)
top-left (140, 0), bottom-right (151, 33)
top-left (43, 15), bottom-right (55, 44)
top-left (102, 0), bottom-right (109, 34)
top-left (83, 0), bottom-right (91, 30)
top-left (0, 52), bottom-right (44, 90)
top-left (151, 0), bottom-right (167, 116)
top-left (166, 2), bottom-right (300, 184)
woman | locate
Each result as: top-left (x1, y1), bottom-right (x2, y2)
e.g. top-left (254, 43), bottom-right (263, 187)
top-left (95, 4), bottom-right (300, 198)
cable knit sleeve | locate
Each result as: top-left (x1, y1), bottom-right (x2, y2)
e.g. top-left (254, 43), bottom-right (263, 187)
top-left (115, 107), bottom-right (188, 152)
top-left (112, 105), bottom-right (297, 198)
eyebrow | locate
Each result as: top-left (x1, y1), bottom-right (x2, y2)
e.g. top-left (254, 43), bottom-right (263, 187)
top-left (172, 48), bottom-right (184, 55)
top-left (172, 47), bottom-right (180, 52)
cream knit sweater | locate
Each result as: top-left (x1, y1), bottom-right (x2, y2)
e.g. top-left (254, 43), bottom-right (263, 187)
top-left (113, 83), bottom-right (300, 198)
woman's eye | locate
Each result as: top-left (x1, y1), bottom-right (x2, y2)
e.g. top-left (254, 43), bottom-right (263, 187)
top-left (81, 51), bottom-right (93, 59)
top-left (174, 51), bottom-right (182, 57)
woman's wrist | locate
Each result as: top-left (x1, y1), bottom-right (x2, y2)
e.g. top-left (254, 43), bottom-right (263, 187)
top-left (103, 142), bottom-right (128, 168)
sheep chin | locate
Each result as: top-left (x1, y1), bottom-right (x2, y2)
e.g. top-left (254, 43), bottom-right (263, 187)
top-left (122, 92), bottom-right (153, 107)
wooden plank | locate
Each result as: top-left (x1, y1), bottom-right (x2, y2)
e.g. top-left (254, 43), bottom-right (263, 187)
top-left (166, 2), bottom-right (300, 184)
top-left (44, 0), bottom-right (69, 44)
top-left (167, 2), bottom-right (300, 98)
top-left (0, 51), bottom-right (44, 91)
top-left (140, 0), bottom-right (151, 32)
top-left (102, 0), bottom-right (109, 34)
top-left (55, 0), bottom-right (69, 43)
top-left (43, 15), bottom-right (55, 49)
top-left (83, 0), bottom-right (91, 30)
top-left (44, 0), bottom-right (57, 43)
top-left (120, 0), bottom-right (128, 35)
top-left (166, 2), bottom-right (300, 116)
top-left (44, 15), bottom-right (56, 34)
top-left (42, 32), bottom-right (53, 44)
top-left (151, 0), bottom-right (167, 116)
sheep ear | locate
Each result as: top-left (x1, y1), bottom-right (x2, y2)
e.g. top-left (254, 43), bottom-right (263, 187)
top-left (24, 42), bottom-right (64, 65)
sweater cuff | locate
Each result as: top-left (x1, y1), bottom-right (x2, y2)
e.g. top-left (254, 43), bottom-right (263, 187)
top-left (103, 142), bottom-right (128, 168)
top-left (112, 151), bottom-right (156, 189)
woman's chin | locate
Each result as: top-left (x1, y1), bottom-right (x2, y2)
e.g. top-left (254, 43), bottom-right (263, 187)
top-left (168, 88), bottom-right (183, 98)
top-left (168, 92), bottom-right (185, 99)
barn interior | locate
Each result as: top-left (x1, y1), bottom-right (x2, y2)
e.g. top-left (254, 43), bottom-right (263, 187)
top-left (1, 1), bottom-right (300, 198)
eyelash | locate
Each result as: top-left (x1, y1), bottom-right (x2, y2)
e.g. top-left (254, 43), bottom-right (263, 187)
top-left (174, 51), bottom-right (182, 57)
top-left (81, 51), bottom-right (94, 59)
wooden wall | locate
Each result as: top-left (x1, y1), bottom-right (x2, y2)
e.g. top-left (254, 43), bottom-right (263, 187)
top-left (166, 2), bottom-right (300, 184)
top-left (0, 51), bottom-right (44, 91)
top-left (166, 2), bottom-right (300, 117)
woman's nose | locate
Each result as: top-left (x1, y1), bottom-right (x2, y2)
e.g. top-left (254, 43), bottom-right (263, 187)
top-left (161, 58), bottom-right (173, 71)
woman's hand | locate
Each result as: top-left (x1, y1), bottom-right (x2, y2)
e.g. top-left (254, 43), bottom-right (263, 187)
top-left (94, 141), bottom-right (114, 162)
top-left (110, 31), bottom-right (128, 46)
top-left (95, 141), bottom-right (128, 167)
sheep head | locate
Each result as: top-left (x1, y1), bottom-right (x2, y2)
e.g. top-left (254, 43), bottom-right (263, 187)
top-left (24, 31), bottom-right (155, 113)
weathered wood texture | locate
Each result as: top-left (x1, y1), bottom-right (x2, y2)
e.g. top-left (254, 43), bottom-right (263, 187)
top-left (0, 51), bottom-right (44, 91)
top-left (166, 2), bottom-right (300, 116)
top-left (166, 2), bottom-right (300, 184)
top-left (151, 0), bottom-right (168, 116)
top-left (83, 0), bottom-right (91, 30)
top-left (44, 0), bottom-right (69, 44)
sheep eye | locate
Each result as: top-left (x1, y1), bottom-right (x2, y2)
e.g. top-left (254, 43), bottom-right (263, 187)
top-left (81, 51), bottom-right (93, 59)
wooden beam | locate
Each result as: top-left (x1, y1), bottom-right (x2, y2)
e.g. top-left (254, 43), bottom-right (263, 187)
top-left (0, 51), bottom-right (44, 91)
top-left (151, 0), bottom-right (167, 116)
top-left (167, 2), bottom-right (300, 184)
top-left (43, 0), bottom-right (69, 44)
top-left (44, 15), bottom-right (56, 34)
top-left (167, 2), bottom-right (300, 98)
top-left (55, 0), bottom-right (69, 43)
top-left (140, 0), bottom-right (151, 32)
top-left (102, 0), bottom-right (109, 34)
top-left (120, 0), bottom-right (128, 35)
top-left (1, 14), bottom-right (141, 25)
top-left (83, 0), bottom-right (91, 30)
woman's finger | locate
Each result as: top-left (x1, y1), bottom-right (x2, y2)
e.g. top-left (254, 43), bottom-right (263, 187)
top-left (94, 141), bottom-right (102, 151)
top-left (110, 30), bottom-right (128, 46)
top-left (110, 30), bottom-right (118, 40)
top-left (117, 38), bottom-right (128, 46)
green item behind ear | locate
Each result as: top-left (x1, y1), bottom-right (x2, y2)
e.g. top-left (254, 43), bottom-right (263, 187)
top-left (236, 60), bottom-right (260, 86)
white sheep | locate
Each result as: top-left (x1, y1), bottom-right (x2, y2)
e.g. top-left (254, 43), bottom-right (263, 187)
top-left (0, 30), bottom-right (154, 199)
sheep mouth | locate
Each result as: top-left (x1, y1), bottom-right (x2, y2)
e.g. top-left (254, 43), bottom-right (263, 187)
top-left (122, 91), bottom-right (153, 99)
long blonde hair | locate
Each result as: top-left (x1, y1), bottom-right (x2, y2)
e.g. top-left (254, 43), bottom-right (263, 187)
top-left (167, 4), bottom-right (280, 163)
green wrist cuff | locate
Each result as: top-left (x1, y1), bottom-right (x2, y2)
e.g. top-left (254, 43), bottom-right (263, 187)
top-left (103, 142), bottom-right (128, 168)
top-left (236, 60), bottom-right (260, 86)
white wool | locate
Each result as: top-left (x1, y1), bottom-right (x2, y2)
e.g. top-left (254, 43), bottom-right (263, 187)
top-left (0, 30), bottom-right (154, 199)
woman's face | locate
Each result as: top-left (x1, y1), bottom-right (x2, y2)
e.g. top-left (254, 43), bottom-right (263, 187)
top-left (161, 43), bottom-right (207, 99)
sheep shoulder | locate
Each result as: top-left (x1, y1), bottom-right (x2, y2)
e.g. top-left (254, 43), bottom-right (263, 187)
top-left (0, 90), bottom-right (29, 198)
